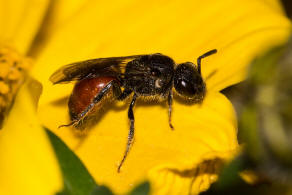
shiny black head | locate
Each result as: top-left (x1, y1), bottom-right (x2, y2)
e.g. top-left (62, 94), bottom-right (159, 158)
top-left (173, 49), bottom-right (217, 102)
top-left (174, 62), bottom-right (206, 102)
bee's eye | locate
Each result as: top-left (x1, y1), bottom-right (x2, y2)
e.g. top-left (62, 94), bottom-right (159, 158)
top-left (174, 63), bottom-right (205, 99)
top-left (174, 78), bottom-right (196, 97)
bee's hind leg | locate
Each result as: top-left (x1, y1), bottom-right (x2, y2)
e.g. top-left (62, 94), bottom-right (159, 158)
top-left (58, 120), bottom-right (80, 128)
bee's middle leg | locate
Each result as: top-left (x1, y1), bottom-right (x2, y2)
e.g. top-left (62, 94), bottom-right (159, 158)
top-left (168, 90), bottom-right (174, 130)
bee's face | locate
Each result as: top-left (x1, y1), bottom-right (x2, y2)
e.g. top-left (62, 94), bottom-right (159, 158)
top-left (174, 62), bottom-right (206, 102)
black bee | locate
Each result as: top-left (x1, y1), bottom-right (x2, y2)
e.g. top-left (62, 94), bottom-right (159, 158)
top-left (50, 49), bottom-right (217, 172)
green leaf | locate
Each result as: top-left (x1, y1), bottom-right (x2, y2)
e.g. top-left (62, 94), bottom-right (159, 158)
top-left (46, 129), bottom-right (97, 195)
top-left (91, 186), bottom-right (113, 195)
top-left (128, 181), bottom-right (150, 195)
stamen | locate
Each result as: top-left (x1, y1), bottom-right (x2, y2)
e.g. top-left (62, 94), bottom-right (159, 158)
top-left (0, 46), bottom-right (31, 129)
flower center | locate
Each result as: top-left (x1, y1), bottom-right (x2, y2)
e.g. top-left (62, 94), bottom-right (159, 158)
top-left (0, 46), bottom-right (31, 128)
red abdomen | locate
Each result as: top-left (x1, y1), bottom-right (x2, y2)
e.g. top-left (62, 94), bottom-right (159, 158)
top-left (68, 77), bottom-right (116, 120)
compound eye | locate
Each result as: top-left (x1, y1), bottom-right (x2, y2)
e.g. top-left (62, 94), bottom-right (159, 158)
top-left (175, 79), bottom-right (196, 97)
top-left (174, 63), bottom-right (206, 100)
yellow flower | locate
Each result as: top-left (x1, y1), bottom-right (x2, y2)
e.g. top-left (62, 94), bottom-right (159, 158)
top-left (29, 0), bottom-right (290, 194)
top-left (0, 0), bottom-right (62, 194)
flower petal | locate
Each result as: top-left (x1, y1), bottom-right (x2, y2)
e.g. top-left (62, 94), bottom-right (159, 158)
top-left (31, 0), bottom-right (289, 194)
top-left (0, 0), bottom-right (49, 54)
top-left (260, 0), bottom-right (285, 13)
top-left (28, 0), bottom-right (92, 57)
top-left (0, 80), bottom-right (63, 195)
top-left (32, 0), bottom-right (290, 105)
top-left (38, 91), bottom-right (237, 194)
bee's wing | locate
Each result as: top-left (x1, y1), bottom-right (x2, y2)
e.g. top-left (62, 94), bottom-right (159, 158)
top-left (50, 55), bottom-right (145, 84)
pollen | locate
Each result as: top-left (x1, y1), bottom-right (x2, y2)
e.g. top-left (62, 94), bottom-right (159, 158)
top-left (0, 46), bottom-right (30, 128)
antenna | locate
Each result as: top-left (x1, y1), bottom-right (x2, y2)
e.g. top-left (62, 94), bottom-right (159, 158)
top-left (197, 49), bottom-right (217, 75)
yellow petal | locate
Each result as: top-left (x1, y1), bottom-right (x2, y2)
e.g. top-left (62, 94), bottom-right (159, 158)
top-left (38, 91), bottom-right (237, 194)
top-left (31, 0), bottom-right (291, 105)
top-left (0, 0), bottom-right (49, 54)
top-left (35, 0), bottom-right (90, 35)
top-left (31, 0), bottom-right (290, 194)
top-left (0, 80), bottom-right (63, 195)
top-left (29, 0), bottom-right (91, 57)
top-left (260, 0), bottom-right (285, 14)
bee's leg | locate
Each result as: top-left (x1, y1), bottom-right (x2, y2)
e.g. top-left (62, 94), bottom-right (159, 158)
top-left (117, 93), bottom-right (137, 172)
top-left (58, 120), bottom-right (79, 128)
top-left (60, 81), bottom-right (120, 128)
top-left (116, 88), bottom-right (132, 101)
top-left (168, 90), bottom-right (174, 130)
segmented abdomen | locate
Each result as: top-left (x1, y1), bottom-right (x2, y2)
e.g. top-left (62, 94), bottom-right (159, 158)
top-left (68, 77), bottom-right (116, 120)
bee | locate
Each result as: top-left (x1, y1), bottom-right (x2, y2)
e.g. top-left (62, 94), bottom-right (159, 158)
top-left (50, 49), bottom-right (217, 172)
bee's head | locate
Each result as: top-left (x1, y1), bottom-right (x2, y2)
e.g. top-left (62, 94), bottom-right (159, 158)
top-left (173, 62), bottom-right (206, 103)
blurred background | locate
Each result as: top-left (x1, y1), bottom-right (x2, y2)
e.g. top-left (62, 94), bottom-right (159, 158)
top-left (204, 1), bottom-right (292, 194)
top-left (283, 0), bottom-right (292, 18)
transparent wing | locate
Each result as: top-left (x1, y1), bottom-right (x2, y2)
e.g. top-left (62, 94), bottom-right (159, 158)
top-left (49, 55), bottom-right (146, 84)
